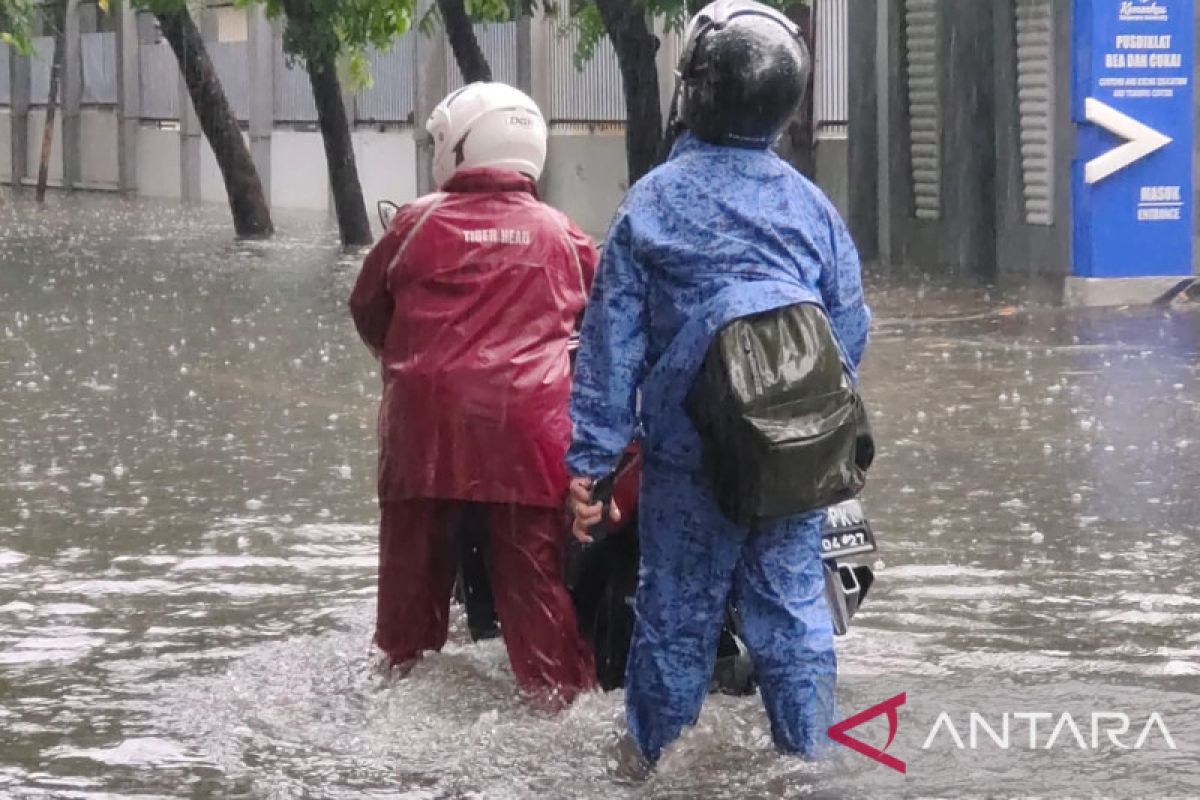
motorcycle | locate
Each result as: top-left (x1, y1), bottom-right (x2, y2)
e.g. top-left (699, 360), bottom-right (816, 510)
top-left (454, 396), bottom-right (877, 695)
top-left (561, 447), bottom-right (877, 694)
top-left (456, 447), bottom-right (877, 695)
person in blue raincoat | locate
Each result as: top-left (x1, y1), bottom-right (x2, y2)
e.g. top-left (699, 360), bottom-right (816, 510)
top-left (565, 0), bottom-right (871, 766)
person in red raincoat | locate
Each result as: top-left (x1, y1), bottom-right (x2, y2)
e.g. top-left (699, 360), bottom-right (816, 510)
top-left (349, 82), bottom-right (599, 705)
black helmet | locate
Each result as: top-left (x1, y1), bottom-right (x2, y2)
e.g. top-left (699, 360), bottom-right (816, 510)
top-left (675, 0), bottom-right (811, 147)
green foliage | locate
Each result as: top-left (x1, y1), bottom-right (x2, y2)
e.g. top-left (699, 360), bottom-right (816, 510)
top-left (562, 0), bottom-right (795, 70)
top-left (0, 0), bottom-right (35, 53)
top-left (241, 0), bottom-right (415, 71)
top-left (565, 1), bottom-right (603, 69)
top-left (465, 0), bottom-right (513, 23)
top-left (638, 0), bottom-right (691, 32)
top-left (339, 49), bottom-right (372, 90)
top-left (415, 0), bottom-right (515, 42)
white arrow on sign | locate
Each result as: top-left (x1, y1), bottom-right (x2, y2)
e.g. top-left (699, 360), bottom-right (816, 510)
top-left (1084, 97), bottom-right (1173, 184)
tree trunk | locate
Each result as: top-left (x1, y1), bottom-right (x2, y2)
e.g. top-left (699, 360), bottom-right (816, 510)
top-left (305, 51), bottom-right (373, 246)
top-left (438, 0), bottom-right (492, 83)
top-left (277, 0), bottom-right (372, 246)
top-left (593, 0), bottom-right (662, 184)
top-left (36, 1), bottom-right (67, 203)
top-left (156, 8), bottom-right (273, 238)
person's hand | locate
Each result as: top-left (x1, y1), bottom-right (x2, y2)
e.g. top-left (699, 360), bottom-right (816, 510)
top-left (568, 476), bottom-right (621, 544)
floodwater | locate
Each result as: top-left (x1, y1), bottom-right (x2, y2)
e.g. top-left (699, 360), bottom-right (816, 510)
top-left (1, 194), bottom-right (1198, 799)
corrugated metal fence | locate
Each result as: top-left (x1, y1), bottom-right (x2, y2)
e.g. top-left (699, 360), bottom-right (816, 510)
top-left (0, 21), bottom-right (845, 125)
top-left (445, 23), bottom-right (518, 90)
top-left (814, 0), bottom-right (849, 136)
top-left (81, 32), bottom-right (118, 105)
top-left (275, 45), bottom-right (318, 123)
top-left (30, 36), bottom-right (54, 105)
top-left (13, 33), bottom-right (119, 107)
top-left (548, 26), bottom-right (625, 122)
top-left (0, 44), bottom-right (10, 105)
top-left (356, 36), bottom-right (415, 124)
top-left (209, 41), bottom-right (250, 121)
top-left (140, 43), bottom-right (180, 120)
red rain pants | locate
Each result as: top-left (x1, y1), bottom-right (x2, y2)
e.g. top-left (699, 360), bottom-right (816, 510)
top-left (375, 500), bottom-right (597, 703)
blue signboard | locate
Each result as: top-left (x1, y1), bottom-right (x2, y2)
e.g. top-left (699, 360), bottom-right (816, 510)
top-left (1073, 0), bottom-right (1195, 278)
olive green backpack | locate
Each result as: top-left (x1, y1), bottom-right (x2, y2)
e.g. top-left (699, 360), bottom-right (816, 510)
top-left (686, 302), bottom-right (874, 526)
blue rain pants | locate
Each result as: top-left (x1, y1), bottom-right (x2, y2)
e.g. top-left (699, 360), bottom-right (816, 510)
top-left (626, 464), bottom-right (837, 762)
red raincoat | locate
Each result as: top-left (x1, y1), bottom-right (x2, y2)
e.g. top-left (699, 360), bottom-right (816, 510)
top-left (349, 168), bottom-right (598, 508)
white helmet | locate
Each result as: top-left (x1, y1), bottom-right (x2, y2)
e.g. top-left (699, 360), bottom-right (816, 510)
top-left (426, 82), bottom-right (549, 189)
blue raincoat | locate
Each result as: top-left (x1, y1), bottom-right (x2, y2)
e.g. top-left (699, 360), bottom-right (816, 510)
top-left (567, 133), bottom-right (870, 763)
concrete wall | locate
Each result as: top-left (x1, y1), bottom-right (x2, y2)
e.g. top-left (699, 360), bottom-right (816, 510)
top-left (814, 138), bottom-right (849, 219)
top-left (541, 128), bottom-right (628, 238)
top-left (198, 129), bottom-right (233, 205)
top-left (61, 122), bottom-right (630, 240)
top-left (137, 127), bottom-right (181, 199)
top-left (269, 130), bottom-right (330, 212)
top-left (24, 109), bottom-right (63, 185)
top-left (354, 130), bottom-right (419, 235)
top-left (80, 109), bottom-right (118, 187)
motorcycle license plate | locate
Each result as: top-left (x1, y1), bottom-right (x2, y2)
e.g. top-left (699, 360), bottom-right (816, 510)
top-left (820, 499), bottom-right (877, 559)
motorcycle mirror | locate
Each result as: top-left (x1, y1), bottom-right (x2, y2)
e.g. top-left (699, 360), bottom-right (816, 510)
top-left (377, 200), bottom-right (401, 231)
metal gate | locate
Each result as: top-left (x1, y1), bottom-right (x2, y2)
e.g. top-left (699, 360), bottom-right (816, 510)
top-left (904, 0), bottom-right (941, 220)
top-left (1015, 0), bottom-right (1055, 225)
